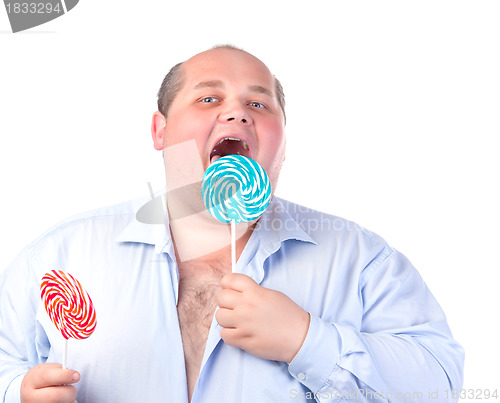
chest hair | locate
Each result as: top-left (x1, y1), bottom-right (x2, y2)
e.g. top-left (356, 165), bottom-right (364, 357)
top-left (177, 259), bottom-right (229, 344)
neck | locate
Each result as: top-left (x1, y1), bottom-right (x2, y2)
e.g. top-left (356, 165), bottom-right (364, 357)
top-left (174, 225), bottom-right (254, 266)
top-left (168, 204), bottom-right (255, 264)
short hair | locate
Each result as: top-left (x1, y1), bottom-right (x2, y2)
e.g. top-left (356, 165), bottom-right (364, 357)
top-left (156, 46), bottom-right (286, 122)
top-left (157, 62), bottom-right (183, 119)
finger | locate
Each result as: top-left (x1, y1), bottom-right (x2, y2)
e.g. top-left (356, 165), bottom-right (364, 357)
top-left (35, 384), bottom-right (78, 403)
top-left (220, 327), bottom-right (249, 348)
top-left (29, 364), bottom-right (80, 389)
top-left (216, 288), bottom-right (242, 308)
top-left (220, 273), bottom-right (257, 292)
top-left (215, 307), bottom-right (238, 328)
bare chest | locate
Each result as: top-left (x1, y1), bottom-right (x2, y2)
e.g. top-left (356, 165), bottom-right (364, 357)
top-left (177, 271), bottom-right (222, 339)
top-left (176, 260), bottom-right (230, 399)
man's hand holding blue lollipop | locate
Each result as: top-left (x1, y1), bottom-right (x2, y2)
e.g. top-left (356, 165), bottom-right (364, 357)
top-left (202, 154), bottom-right (309, 363)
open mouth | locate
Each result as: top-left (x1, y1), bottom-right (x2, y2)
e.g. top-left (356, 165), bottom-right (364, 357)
top-left (210, 137), bottom-right (251, 164)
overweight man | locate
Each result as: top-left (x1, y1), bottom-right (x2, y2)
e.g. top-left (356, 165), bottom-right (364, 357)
top-left (0, 45), bottom-right (464, 402)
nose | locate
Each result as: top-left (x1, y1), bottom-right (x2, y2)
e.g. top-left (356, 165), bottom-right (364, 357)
top-left (218, 102), bottom-right (253, 126)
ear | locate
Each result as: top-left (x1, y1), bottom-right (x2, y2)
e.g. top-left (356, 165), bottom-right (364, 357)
top-left (281, 133), bottom-right (286, 162)
top-left (151, 111), bottom-right (167, 151)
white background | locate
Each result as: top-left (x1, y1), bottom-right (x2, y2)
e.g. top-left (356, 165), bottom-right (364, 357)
top-left (1, 1), bottom-right (499, 400)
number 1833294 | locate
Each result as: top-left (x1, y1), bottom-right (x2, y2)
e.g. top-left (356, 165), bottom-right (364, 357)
top-left (5, 2), bottom-right (63, 14)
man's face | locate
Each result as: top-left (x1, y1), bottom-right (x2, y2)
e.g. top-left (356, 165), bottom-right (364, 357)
top-left (153, 48), bottom-right (286, 195)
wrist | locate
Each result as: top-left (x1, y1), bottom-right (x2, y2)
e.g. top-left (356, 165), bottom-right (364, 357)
top-left (285, 311), bottom-right (311, 364)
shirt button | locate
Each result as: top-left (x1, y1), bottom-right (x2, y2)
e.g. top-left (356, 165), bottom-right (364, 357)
top-left (297, 372), bottom-right (306, 380)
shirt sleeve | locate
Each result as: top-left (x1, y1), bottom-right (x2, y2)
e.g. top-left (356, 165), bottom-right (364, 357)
top-left (0, 246), bottom-right (41, 403)
top-left (288, 247), bottom-right (464, 402)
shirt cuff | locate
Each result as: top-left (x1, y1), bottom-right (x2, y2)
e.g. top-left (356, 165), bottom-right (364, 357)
top-left (287, 314), bottom-right (342, 393)
top-left (4, 373), bottom-right (24, 403)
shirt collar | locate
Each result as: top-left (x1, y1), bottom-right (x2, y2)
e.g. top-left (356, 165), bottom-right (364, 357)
top-left (115, 193), bottom-right (174, 256)
top-left (231, 197), bottom-right (317, 285)
top-left (253, 196), bottom-right (318, 252)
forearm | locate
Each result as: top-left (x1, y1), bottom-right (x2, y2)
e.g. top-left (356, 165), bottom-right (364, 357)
top-left (2, 373), bottom-right (24, 403)
top-left (0, 354), bottom-right (28, 403)
top-left (0, 248), bottom-right (38, 402)
top-left (288, 315), bottom-right (464, 403)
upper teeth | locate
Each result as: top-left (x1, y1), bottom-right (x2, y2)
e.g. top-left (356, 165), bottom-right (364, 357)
top-left (215, 137), bottom-right (249, 150)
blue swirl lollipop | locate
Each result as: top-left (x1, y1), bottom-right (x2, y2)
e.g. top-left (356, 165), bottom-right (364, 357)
top-left (201, 155), bottom-right (271, 224)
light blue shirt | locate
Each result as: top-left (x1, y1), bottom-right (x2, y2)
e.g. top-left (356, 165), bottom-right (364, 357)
top-left (0, 196), bottom-right (464, 402)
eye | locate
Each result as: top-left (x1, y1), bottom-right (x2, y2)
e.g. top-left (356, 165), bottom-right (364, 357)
top-left (200, 96), bottom-right (219, 103)
top-left (248, 101), bottom-right (266, 109)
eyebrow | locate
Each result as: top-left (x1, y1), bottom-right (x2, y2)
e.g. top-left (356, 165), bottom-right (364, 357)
top-left (194, 80), bottom-right (224, 90)
top-left (248, 85), bottom-right (273, 97)
top-left (193, 81), bottom-right (273, 97)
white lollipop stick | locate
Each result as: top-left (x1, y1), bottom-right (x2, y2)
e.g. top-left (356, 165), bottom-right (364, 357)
top-left (62, 339), bottom-right (68, 369)
top-left (231, 219), bottom-right (236, 273)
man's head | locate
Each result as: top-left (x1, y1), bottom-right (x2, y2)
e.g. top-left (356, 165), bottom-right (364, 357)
top-left (151, 45), bottom-right (286, 195)
top-left (157, 45), bottom-right (286, 122)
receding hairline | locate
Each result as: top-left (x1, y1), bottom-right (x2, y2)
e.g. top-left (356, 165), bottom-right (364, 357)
top-left (181, 47), bottom-right (280, 103)
top-left (186, 45), bottom-right (262, 64)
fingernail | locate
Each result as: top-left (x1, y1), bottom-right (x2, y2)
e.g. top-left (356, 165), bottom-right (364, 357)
top-left (72, 372), bottom-right (80, 382)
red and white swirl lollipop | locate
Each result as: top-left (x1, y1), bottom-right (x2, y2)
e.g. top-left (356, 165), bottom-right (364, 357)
top-left (41, 270), bottom-right (96, 367)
